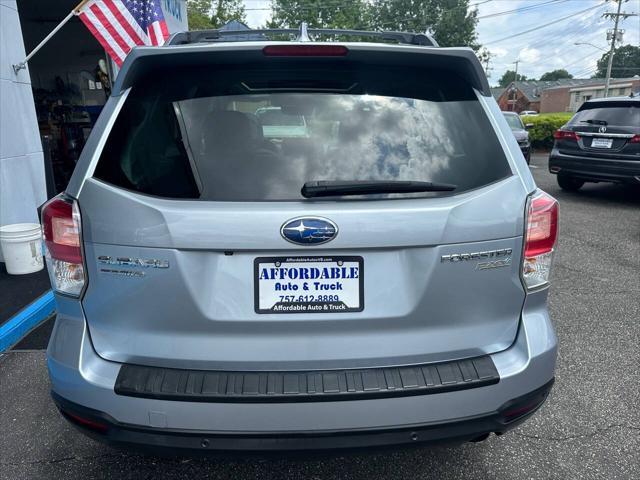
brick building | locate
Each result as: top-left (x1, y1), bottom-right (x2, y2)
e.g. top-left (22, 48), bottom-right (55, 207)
top-left (496, 80), bottom-right (579, 112)
top-left (540, 78), bottom-right (640, 112)
top-left (495, 77), bottom-right (640, 114)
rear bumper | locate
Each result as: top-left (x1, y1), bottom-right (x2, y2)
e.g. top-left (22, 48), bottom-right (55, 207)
top-left (52, 379), bottom-right (553, 453)
top-left (549, 149), bottom-right (640, 183)
top-left (47, 291), bottom-right (557, 452)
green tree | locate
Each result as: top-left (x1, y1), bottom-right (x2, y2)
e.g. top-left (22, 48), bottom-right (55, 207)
top-left (186, 0), bottom-right (246, 30)
top-left (539, 69), bottom-right (573, 81)
top-left (211, 0), bottom-right (246, 27)
top-left (187, 0), bottom-right (214, 30)
top-left (370, 0), bottom-right (481, 50)
top-left (266, 0), bottom-right (484, 56)
top-left (498, 70), bottom-right (527, 88)
top-left (267, 0), bottom-right (370, 29)
top-left (594, 44), bottom-right (640, 78)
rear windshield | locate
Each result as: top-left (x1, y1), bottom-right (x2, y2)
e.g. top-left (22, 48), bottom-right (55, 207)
top-left (570, 104), bottom-right (640, 127)
top-left (95, 64), bottom-right (511, 201)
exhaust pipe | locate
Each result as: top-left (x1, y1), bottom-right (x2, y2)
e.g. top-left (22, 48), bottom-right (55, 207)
top-left (469, 433), bottom-right (491, 443)
top-left (549, 166), bottom-right (561, 173)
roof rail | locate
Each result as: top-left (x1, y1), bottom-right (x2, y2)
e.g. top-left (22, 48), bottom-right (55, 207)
top-left (167, 22), bottom-right (438, 47)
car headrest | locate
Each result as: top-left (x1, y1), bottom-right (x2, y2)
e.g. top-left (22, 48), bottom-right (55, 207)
top-left (205, 110), bottom-right (260, 150)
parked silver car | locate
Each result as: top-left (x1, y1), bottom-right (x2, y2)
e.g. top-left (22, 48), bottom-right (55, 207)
top-left (503, 111), bottom-right (532, 164)
top-left (42, 27), bottom-right (558, 453)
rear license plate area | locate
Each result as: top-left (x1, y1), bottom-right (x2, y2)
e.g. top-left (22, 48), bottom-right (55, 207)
top-left (254, 256), bottom-right (364, 314)
top-left (591, 138), bottom-right (613, 149)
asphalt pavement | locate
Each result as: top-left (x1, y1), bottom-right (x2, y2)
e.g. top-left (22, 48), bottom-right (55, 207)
top-left (1, 153), bottom-right (639, 480)
top-left (0, 264), bottom-right (49, 323)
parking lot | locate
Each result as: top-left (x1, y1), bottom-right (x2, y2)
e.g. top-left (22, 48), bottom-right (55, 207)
top-left (1, 153), bottom-right (638, 480)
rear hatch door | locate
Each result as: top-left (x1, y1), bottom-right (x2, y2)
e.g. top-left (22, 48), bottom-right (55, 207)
top-left (74, 45), bottom-right (529, 370)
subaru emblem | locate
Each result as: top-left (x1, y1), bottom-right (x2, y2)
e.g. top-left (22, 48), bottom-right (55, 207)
top-left (280, 217), bottom-right (338, 245)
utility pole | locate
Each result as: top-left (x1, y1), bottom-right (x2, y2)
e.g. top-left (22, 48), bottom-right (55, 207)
top-left (511, 60), bottom-right (520, 112)
top-left (483, 51), bottom-right (496, 79)
top-left (603, 0), bottom-right (637, 97)
top-left (483, 57), bottom-right (491, 76)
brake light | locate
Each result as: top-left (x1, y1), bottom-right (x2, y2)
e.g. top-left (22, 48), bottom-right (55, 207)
top-left (522, 191), bottom-right (558, 290)
top-left (553, 129), bottom-right (579, 141)
top-left (630, 134), bottom-right (640, 143)
top-left (262, 45), bottom-right (348, 56)
top-left (42, 194), bottom-right (85, 296)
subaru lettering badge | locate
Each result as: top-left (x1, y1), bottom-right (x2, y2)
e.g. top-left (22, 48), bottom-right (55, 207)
top-left (281, 217), bottom-right (338, 245)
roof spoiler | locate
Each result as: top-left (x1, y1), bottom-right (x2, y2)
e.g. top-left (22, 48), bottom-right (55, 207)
top-left (112, 43), bottom-right (491, 97)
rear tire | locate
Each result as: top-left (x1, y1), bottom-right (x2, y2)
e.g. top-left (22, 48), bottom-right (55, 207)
top-left (557, 174), bottom-right (584, 191)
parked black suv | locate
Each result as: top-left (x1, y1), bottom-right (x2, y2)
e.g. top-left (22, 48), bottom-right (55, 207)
top-left (549, 96), bottom-right (640, 191)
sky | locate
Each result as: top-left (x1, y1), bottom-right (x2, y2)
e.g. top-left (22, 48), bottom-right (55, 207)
top-left (241, 0), bottom-right (640, 85)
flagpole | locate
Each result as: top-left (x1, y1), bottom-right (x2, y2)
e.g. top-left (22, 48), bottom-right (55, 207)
top-left (12, 0), bottom-right (90, 74)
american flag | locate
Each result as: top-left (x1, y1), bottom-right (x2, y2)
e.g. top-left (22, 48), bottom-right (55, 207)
top-left (77, 0), bottom-right (169, 67)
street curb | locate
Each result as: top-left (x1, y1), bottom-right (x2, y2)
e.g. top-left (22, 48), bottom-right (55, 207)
top-left (0, 290), bottom-right (55, 352)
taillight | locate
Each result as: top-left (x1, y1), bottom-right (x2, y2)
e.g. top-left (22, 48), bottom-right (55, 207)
top-left (553, 129), bottom-right (579, 141)
top-left (522, 190), bottom-right (558, 291)
top-left (42, 194), bottom-right (85, 296)
top-left (262, 45), bottom-right (349, 56)
top-left (630, 134), bottom-right (640, 143)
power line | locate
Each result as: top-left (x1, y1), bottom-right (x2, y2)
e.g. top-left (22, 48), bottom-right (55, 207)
top-left (484, 2), bottom-right (607, 45)
top-left (602, 0), bottom-right (638, 96)
top-left (564, 52), bottom-right (601, 70)
top-left (477, 0), bottom-right (570, 20)
top-left (572, 67), bottom-right (597, 78)
top-left (487, 11), bottom-right (611, 80)
top-left (502, 10), bottom-right (609, 78)
top-left (523, 6), bottom-right (608, 51)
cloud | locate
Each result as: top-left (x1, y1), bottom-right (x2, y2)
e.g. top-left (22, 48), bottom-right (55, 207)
top-left (490, 47), bottom-right (508, 59)
top-left (244, 0), bottom-right (271, 28)
top-left (476, 0), bottom-right (639, 83)
top-left (518, 47), bottom-right (541, 63)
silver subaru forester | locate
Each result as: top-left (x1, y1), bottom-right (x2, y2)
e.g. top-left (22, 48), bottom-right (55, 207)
top-left (42, 27), bottom-right (558, 453)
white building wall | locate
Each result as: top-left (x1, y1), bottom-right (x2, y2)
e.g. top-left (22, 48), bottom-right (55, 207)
top-left (161, 0), bottom-right (189, 33)
top-left (568, 83), bottom-right (634, 111)
top-left (0, 0), bottom-right (47, 238)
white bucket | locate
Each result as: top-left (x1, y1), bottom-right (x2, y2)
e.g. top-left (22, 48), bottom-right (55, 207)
top-left (0, 223), bottom-right (45, 275)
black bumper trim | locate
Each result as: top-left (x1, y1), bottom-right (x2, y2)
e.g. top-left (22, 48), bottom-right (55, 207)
top-left (114, 356), bottom-right (499, 403)
top-left (51, 380), bottom-right (554, 452)
top-left (549, 151), bottom-right (640, 183)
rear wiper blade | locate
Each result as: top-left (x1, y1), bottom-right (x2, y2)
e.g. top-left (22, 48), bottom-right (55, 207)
top-left (580, 119), bottom-right (608, 125)
top-left (301, 180), bottom-right (457, 198)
